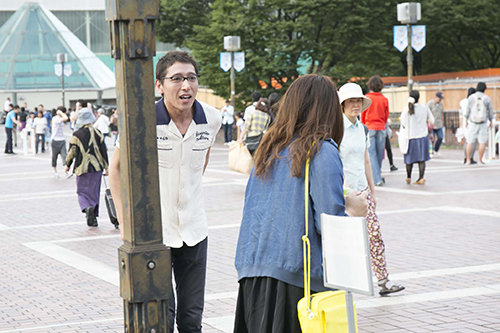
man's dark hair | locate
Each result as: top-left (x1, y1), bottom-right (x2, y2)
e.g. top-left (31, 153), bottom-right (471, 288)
top-left (367, 76), bottom-right (384, 92)
top-left (58, 106), bottom-right (67, 113)
top-left (77, 99), bottom-right (87, 107)
top-left (155, 51), bottom-right (199, 81)
top-left (14, 105), bottom-right (20, 109)
top-left (467, 87), bottom-right (476, 97)
top-left (251, 91), bottom-right (261, 102)
top-left (476, 82), bottom-right (486, 92)
top-left (38, 104), bottom-right (43, 108)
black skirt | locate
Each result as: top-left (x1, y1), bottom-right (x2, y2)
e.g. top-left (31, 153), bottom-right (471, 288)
top-left (234, 277), bottom-right (317, 333)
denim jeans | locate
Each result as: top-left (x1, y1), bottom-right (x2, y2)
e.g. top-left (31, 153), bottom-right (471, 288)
top-left (222, 123), bottom-right (232, 143)
top-left (432, 128), bottom-right (443, 152)
top-left (368, 129), bottom-right (386, 184)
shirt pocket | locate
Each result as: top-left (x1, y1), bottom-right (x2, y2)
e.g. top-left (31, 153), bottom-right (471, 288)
top-left (191, 142), bottom-right (210, 170)
top-left (158, 142), bottom-right (174, 169)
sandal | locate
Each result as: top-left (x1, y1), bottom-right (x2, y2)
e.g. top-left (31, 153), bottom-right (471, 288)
top-left (406, 178), bottom-right (411, 184)
top-left (413, 178), bottom-right (425, 185)
top-left (378, 278), bottom-right (405, 296)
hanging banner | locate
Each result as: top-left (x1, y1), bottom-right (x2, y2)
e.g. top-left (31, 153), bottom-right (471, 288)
top-left (411, 25), bottom-right (426, 52)
top-left (220, 52), bottom-right (231, 72)
top-left (393, 26), bottom-right (408, 52)
top-left (64, 64), bottom-right (72, 77)
top-left (233, 52), bottom-right (245, 72)
top-left (54, 64), bottom-right (62, 77)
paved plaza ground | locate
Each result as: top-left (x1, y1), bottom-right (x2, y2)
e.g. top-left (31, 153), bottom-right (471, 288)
top-left (1, 124), bottom-right (500, 333)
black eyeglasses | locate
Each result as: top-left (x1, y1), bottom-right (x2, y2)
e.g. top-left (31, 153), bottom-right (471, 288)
top-left (162, 75), bottom-right (201, 84)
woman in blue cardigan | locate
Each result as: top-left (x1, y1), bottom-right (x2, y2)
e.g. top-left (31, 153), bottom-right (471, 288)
top-left (234, 74), bottom-right (368, 333)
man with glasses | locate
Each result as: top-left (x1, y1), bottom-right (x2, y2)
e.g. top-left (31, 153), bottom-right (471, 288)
top-left (109, 51), bottom-right (221, 333)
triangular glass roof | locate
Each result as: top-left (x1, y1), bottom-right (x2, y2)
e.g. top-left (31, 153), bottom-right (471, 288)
top-left (0, 2), bottom-right (115, 92)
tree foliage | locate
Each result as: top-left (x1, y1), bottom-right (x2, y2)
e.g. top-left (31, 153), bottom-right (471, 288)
top-left (156, 0), bottom-right (500, 105)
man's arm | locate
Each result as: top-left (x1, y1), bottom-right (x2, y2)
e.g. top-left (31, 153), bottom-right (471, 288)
top-left (109, 148), bottom-right (124, 240)
top-left (10, 113), bottom-right (19, 125)
top-left (203, 148), bottom-right (211, 174)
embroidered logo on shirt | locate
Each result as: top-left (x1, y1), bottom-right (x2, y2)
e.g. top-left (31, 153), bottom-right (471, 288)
top-left (196, 131), bottom-right (210, 141)
top-left (157, 136), bottom-right (169, 141)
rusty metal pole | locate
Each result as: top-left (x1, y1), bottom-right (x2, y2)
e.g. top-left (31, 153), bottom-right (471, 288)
top-left (105, 1), bottom-right (171, 332)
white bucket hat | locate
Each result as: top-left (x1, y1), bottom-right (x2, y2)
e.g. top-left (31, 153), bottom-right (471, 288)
top-left (76, 107), bottom-right (96, 125)
top-left (338, 83), bottom-right (372, 112)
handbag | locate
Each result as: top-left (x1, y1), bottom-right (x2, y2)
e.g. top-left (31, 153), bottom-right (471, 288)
top-left (398, 114), bottom-right (410, 154)
top-left (297, 155), bottom-right (358, 333)
top-left (228, 141), bottom-right (254, 175)
top-left (102, 175), bottom-right (119, 229)
top-left (245, 134), bottom-right (263, 152)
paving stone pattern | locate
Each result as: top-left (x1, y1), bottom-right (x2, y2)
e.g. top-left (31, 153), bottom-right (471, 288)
top-left (1, 125), bottom-right (500, 333)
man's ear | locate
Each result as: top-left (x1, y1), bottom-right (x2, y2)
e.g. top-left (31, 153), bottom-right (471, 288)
top-left (155, 80), bottom-right (164, 95)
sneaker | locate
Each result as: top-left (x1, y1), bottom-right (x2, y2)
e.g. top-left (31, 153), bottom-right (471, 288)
top-left (378, 278), bottom-right (405, 296)
top-left (470, 159), bottom-right (477, 165)
top-left (390, 165), bottom-right (398, 172)
top-left (375, 181), bottom-right (384, 186)
top-left (53, 173), bottom-right (59, 179)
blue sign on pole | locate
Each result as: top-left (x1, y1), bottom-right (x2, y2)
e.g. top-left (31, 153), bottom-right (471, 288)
top-left (393, 26), bottom-right (408, 52)
top-left (411, 25), bottom-right (426, 52)
top-left (220, 52), bottom-right (231, 72)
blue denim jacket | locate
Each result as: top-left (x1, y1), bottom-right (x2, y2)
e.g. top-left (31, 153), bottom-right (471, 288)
top-left (235, 139), bottom-right (346, 292)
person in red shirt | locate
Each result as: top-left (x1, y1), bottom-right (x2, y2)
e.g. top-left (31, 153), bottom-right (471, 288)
top-left (362, 76), bottom-right (390, 186)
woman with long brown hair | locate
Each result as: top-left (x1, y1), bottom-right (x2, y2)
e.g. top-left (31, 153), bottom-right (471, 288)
top-left (233, 74), bottom-right (368, 333)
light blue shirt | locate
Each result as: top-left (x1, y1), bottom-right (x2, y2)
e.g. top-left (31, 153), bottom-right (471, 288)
top-left (5, 110), bottom-right (16, 129)
top-left (339, 114), bottom-right (370, 192)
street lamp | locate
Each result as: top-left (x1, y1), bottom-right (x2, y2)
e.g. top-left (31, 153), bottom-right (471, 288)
top-left (397, 2), bottom-right (421, 92)
top-left (56, 53), bottom-right (67, 107)
top-left (224, 36), bottom-right (240, 108)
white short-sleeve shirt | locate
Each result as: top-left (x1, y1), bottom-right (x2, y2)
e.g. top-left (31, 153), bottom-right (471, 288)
top-left (339, 114), bottom-right (370, 192)
top-left (117, 98), bottom-right (222, 248)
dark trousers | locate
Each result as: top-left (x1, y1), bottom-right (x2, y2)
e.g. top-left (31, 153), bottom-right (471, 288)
top-left (36, 134), bottom-right (45, 153)
top-left (51, 140), bottom-right (67, 168)
top-left (4, 127), bottom-right (13, 153)
top-left (168, 237), bottom-right (207, 333)
top-left (223, 123), bottom-right (232, 143)
top-left (432, 128), bottom-right (443, 152)
top-left (385, 136), bottom-right (395, 167)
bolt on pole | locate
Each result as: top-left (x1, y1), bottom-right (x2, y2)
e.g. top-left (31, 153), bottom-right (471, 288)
top-left (105, 1), bottom-right (171, 332)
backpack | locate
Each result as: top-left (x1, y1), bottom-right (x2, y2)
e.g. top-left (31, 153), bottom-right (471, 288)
top-left (470, 95), bottom-right (487, 123)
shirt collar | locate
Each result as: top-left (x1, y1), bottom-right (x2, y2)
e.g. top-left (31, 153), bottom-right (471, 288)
top-left (343, 113), bottom-right (359, 129)
top-left (156, 98), bottom-right (207, 125)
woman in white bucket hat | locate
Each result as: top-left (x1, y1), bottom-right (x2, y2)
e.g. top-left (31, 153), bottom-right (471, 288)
top-left (338, 82), bottom-right (405, 296)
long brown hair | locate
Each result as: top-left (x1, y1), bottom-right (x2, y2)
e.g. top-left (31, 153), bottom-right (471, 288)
top-left (253, 74), bottom-right (344, 179)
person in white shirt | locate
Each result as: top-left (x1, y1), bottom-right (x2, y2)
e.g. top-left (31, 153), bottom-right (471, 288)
top-left (4, 97), bottom-right (11, 112)
top-left (400, 90), bottom-right (434, 185)
top-left (108, 51), bottom-right (222, 333)
top-left (220, 99), bottom-right (234, 144)
top-left (243, 91), bottom-right (261, 121)
top-left (458, 88), bottom-right (477, 164)
top-left (93, 108), bottom-right (110, 148)
top-left (235, 111), bottom-right (245, 140)
top-left (33, 111), bottom-right (47, 153)
top-left (51, 107), bottom-right (69, 178)
top-left (338, 82), bottom-right (405, 296)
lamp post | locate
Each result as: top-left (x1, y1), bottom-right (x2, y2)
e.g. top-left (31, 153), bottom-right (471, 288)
top-left (224, 36), bottom-right (240, 108)
top-left (105, 1), bottom-right (171, 332)
top-left (397, 2), bottom-right (421, 92)
top-left (56, 53), bottom-right (67, 107)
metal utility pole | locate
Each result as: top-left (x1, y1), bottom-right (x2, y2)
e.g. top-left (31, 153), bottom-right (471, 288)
top-left (105, 1), bottom-right (171, 332)
top-left (407, 24), bottom-right (413, 92)
top-left (224, 36), bottom-right (240, 109)
top-left (397, 2), bottom-right (421, 93)
top-left (56, 53), bottom-right (67, 107)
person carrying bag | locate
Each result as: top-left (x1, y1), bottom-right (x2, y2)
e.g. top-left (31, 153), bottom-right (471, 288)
top-left (297, 154), bottom-right (357, 333)
top-left (237, 98), bottom-right (271, 156)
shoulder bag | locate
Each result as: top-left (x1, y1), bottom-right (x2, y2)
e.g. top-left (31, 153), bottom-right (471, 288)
top-left (297, 154), bottom-right (358, 333)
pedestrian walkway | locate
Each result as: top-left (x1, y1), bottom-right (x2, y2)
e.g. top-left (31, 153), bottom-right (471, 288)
top-left (1, 125), bottom-right (500, 333)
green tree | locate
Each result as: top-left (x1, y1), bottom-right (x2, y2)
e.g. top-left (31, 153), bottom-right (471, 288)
top-left (419, 0), bottom-right (500, 73)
